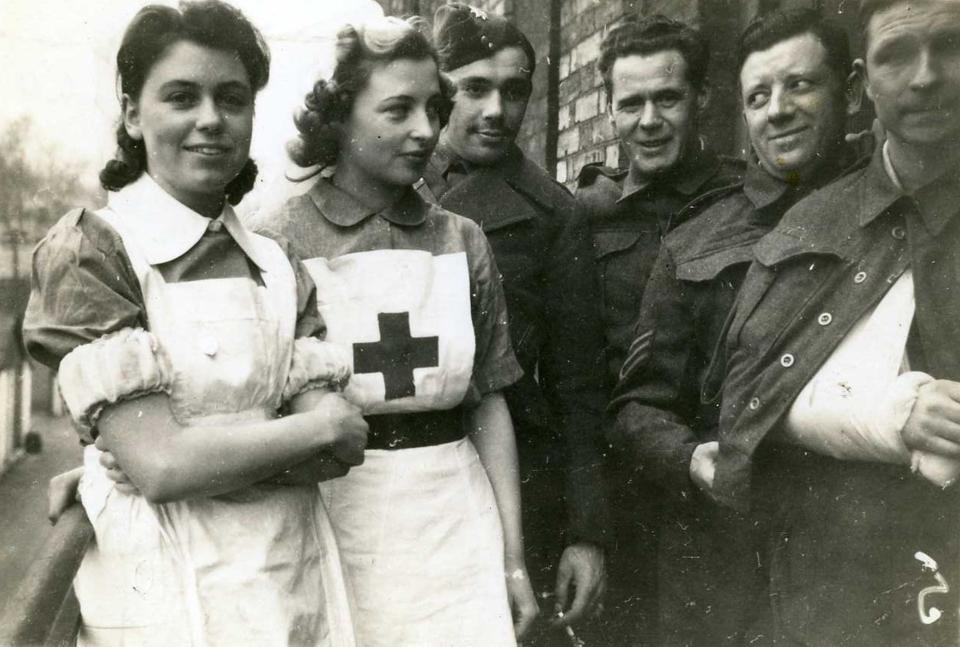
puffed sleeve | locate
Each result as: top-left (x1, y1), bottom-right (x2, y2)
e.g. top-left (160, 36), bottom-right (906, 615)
top-left (282, 337), bottom-right (352, 401)
top-left (251, 226), bottom-right (351, 402)
top-left (58, 328), bottom-right (173, 442)
top-left (463, 222), bottom-right (523, 403)
top-left (23, 210), bottom-right (145, 370)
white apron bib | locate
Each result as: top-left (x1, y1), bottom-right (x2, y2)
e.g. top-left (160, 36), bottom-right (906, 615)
top-left (305, 249), bottom-right (515, 647)
top-left (75, 208), bottom-right (355, 647)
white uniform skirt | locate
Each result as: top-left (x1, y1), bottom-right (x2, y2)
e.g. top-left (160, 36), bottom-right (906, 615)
top-left (75, 445), bottom-right (356, 647)
top-left (320, 437), bottom-right (517, 647)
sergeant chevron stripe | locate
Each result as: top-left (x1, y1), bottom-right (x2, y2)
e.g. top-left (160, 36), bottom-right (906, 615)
top-left (619, 329), bottom-right (654, 381)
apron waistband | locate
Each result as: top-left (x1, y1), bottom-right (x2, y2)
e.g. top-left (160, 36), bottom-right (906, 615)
top-left (365, 408), bottom-right (466, 450)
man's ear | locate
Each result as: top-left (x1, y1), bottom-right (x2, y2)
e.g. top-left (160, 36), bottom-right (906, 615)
top-left (846, 65), bottom-right (865, 116)
top-left (852, 58), bottom-right (872, 106)
top-left (122, 94), bottom-right (143, 141)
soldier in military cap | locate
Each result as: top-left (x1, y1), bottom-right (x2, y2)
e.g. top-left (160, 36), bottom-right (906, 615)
top-left (419, 4), bottom-right (610, 643)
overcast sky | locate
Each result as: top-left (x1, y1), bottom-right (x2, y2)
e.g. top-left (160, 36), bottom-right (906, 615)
top-left (0, 0), bottom-right (383, 193)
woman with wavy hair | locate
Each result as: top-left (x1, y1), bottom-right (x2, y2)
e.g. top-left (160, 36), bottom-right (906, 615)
top-left (24, 2), bottom-right (363, 645)
top-left (249, 15), bottom-right (539, 647)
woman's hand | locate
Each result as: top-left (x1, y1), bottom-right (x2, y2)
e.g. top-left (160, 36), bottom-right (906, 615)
top-left (294, 391), bottom-right (368, 466)
top-left (48, 466), bottom-right (84, 524)
top-left (95, 435), bottom-right (139, 494)
top-left (505, 562), bottom-right (539, 640)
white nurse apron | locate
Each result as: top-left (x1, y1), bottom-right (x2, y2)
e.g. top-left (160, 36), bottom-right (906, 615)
top-left (74, 208), bottom-right (355, 647)
top-left (305, 249), bottom-right (516, 647)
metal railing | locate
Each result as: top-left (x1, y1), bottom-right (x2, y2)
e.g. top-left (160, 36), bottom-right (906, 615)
top-left (0, 504), bottom-right (91, 646)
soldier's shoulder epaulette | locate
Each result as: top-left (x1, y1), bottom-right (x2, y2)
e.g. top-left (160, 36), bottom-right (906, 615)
top-left (717, 155), bottom-right (748, 171)
top-left (575, 162), bottom-right (626, 188)
top-left (841, 150), bottom-right (873, 176)
top-left (777, 162), bottom-right (869, 231)
top-left (509, 154), bottom-right (575, 211)
top-left (670, 181), bottom-right (745, 229)
top-left (573, 164), bottom-right (626, 221)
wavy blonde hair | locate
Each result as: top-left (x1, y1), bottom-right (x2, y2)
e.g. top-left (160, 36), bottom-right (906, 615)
top-left (288, 16), bottom-right (452, 168)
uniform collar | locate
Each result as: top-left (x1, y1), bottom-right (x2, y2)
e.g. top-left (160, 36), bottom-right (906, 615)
top-left (107, 173), bottom-right (266, 270)
top-left (850, 144), bottom-right (905, 230)
top-left (308, 177), bottom-right (430, 227)
top-left (753, 141), bottom-right (959, 265)
top-left (742, 143), bottom-right (856, 214)
top-left (618, 149), bottom-right (721, 203)
top-left (742, 163), bottom-right (791, 211)
top-left (868, 141), bottom-right (960, 236)
top-left (433, 139), bottom-right (525, 180)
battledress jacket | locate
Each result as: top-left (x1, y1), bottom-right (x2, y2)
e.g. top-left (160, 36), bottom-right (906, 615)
top-left (608, 162), bottom-right (817, 501)
top-left (575, 151), bottom-right (745, 388)
top-left (420, 143), bottom-right (609, 546)
top-left (606, 155), bottom-right (858, 646)
top-left (713, 146), bottom-right (960, 644)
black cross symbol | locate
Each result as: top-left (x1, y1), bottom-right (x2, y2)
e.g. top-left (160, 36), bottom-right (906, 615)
top-left (353, 312), bottom-right (439, 400)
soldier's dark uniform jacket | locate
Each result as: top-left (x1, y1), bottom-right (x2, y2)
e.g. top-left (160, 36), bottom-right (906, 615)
top-left (713, 146), bottom-right (960, 645)
top-left (607, 154), bottom-right (855, 646)
top-left (419, 142), bottom-right (610, 549)
top-left (575, 151), bottom-right (745, 387)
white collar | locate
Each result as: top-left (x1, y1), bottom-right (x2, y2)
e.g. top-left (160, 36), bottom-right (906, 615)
top-left (106, 173), bottom-right (266, 270)
top-left (882, 140), bottom-right (906, 193)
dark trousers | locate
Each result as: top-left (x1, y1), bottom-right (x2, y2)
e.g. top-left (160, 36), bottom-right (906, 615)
top-left (657, 499), bottom-right (761, 646)
top-left (748, 447), bottom-right (960, 647)
top-left (516, 429), bottom-right (658, 646)
top-left (580, 454), bottom-right (659, 646)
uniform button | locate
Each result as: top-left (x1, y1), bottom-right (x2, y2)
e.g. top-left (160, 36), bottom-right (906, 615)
top-left (854, 271), bottom-right (867, 284)
top-left (749, 397), bottom-right (761, 410)
top-left (200, 335), bottom-right (219, 357)
top-left (207, 219), bottom-right (223, 232)
top-left (818, 312), bottom-right (833, 326)
top-left (891, 226), bottom-right (906, 240)
top-left (780, 353), bottom-right (795, 368)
